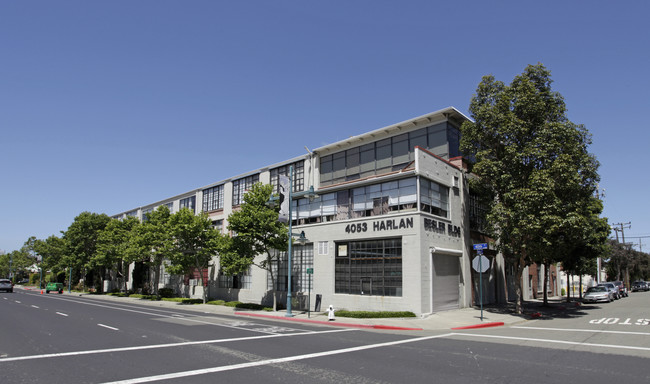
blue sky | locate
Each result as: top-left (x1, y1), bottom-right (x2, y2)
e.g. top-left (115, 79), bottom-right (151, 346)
top-left (1, 1), bottom-right (649, 253)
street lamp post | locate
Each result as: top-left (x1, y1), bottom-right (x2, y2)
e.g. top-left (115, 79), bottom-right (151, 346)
top-left (278, 165), bottom-right (314, 317)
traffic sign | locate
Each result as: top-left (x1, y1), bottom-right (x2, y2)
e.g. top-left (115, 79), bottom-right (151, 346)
top-left (306, 268), bottom-right (313, 274)
top-left (472, 255), bottom-right (490, 273)
top-left (473, 243), bottom-right (488, 250)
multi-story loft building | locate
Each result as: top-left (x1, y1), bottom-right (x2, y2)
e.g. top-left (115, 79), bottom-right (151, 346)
top-left (113, 106), bottom-right (558, 315)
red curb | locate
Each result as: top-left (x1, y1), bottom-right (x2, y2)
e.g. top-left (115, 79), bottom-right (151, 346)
top-left (234, 312), bottom-right (423, 331)
top-left (451, 321), bottom-right (505, 330)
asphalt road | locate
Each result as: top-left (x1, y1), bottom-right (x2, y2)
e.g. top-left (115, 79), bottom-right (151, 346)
top-left (1, 289), bottom-right (649, 383)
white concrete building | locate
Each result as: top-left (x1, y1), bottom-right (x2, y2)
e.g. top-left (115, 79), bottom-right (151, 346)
top-left (113, 107), bottom-right (510, 315)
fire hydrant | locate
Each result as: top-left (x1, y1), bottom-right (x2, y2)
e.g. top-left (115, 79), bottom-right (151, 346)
top-left (327, 305), bottom-right (335, 321)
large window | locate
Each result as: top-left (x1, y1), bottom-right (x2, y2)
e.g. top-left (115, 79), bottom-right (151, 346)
top-left (202, 185), bottom-right (224, 212)
top-left (420, 178), bottom-right (449, 218)
top-left (270, 161), bottom-right (304, 194)
top-left (292, 177), bottom-right (418, 224)
top-left (180, 196), bottom-right (196, 213)
top-left (268, 245), bottom-right (313, 292)
top-left (335, 238), bottom-right (402, 297)
top-left (232, 174), bottom-right (259, 206)
top-left (320, 122), bottom-right (459, 186)
top-left (218, 268), bottom-right (251, 289)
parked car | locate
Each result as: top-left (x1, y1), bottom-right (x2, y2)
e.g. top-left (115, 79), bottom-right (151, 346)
top-left (583, 286), bottom-right (613, 303)
top-left (0, 279), bottom-right (13, 293)
top-left (632, 281), bottom-right (649, 292)
top-left (611, 281), bottom-right (628, 297)
top-left (597, 282), bottom-right (620, 299)
top-left (45, 282), bottom-right (64, 294)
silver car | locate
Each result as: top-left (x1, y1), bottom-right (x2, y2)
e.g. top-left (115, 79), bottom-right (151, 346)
top-left (597, 282), bottom-right (620, 299)
top-left (0, 279), bottom-right (13, 293)
top-left (583, 286), bottom-right (613, 303)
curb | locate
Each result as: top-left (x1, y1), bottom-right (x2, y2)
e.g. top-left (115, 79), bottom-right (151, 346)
top-left (234, 312), bottom-right (424, 331)
top-left (451, 321), bottom-right (505, 330)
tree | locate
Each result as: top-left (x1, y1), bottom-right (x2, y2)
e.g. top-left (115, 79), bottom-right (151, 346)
top-left (460, 63), bottom-right (602, 314)
top-left (219, 183), bottom-right (288, 311)
top-left (63, 212), bottom-right (111, 291)
top-left (0, 249), bottom-right (32, 281)
top-left (95, 216), bottom-right (140, 293)
top-left (167, 208), bottom-right (221, 303)
top-left (33, 235), bottom-right (68, 281)
top-left (131, 206), bottom-right (174, 295)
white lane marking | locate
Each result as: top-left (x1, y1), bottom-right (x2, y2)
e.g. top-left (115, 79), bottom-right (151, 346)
top-left (512, 325), bottom-right (650, 336)
top-left (449, 332), bottom-right (650, 351)
top-left (30, 293), bottom-right (286, 335)
top-left (56, 312), bottom-right (68, 317)
top-left (98, 324), bottom-right (120, 331)
top-left (15, 301), bottom-right (21, 304)
top-left (100, 333), bottom-right (455, 384)
top-left (0, 329), bottom-right (354, 363)
top-left (31, 305), bottom-right (39, 309)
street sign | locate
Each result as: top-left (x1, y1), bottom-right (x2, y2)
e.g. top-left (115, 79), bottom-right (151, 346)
top-left (473, 243), bottom-right (488, 250)
top-left (306, 268), bottom-right (313, 274)
top-left (472, 255), bottom-right (490, 273)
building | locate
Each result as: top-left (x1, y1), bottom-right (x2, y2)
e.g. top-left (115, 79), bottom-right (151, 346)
top-left (113, 106), bottom-right (555, 315)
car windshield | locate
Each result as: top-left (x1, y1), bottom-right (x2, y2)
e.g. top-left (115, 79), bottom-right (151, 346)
top-left (587, 287), bottom-right (606, 293)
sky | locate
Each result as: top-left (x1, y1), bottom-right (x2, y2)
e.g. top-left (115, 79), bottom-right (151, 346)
top-left (1, 1), bottom-right (649, 253)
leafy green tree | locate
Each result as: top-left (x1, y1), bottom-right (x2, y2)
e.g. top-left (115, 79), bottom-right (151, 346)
top-left (1, 249), bottom-right (32, 281)
top-left (131, 206), bottom-right (174, 295)
top-left (167, 208), bottom-right (221, 303)
top-left (95, 216), bottom-right (140, 293)
top-left (460, 63), bottom-right (602, 313)
top-left (63, 212), bottom-right (111, 291)
top-left (219, 183), bottom-right (288, 311)
top-left (33, 235), bottom-right (68, 281)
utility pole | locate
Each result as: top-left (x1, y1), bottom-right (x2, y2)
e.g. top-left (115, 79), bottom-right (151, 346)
top-left (612, 222), bottom-right (631, 289)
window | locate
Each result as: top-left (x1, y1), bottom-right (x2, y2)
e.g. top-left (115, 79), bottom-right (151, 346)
top-left (232, 174), bottom-right (259, 206)
top-left (218, 268), bottom-right (251, 289)
top-left (420, 178), bottom-right (449, 218)
top-left (202, 185), bottom-right (224, 212)
top-left (212, 219), bottom-right (224, 234)
top-left (180, 196), bottom-right (196, 213)
top-left (335, 238), bottom-right (402, 297)
top-left (319, 122), bottom-right (460, 186)
top-left (270, 162), bottom-right (304, 194)
top-left (318, 241), bottom-right (329, 256)
top-left (292, 177), bottom-right (418, 224)
top-left (142, 208), bottom-right (153, 222)
top-left (164, 202), bottom-right (174, 213)
top-left (268, 245), bottom-right (313, 292)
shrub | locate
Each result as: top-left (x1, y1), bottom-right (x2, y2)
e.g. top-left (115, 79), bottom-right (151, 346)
top-left (334, 310), bottom-right (417, 319)
top-left (207, 300), bottom-right (226, 306)
top-left (224, 301), bottom-right (242, 307)
top-left (158, 288), bottom-right (174, 298)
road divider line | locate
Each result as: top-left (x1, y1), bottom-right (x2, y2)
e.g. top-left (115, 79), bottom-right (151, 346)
top-left (449, 332), bottom-right (650, 351)
top-left (98, 324), bottom-right (120, 331)
top-left (512, 325), bottom-right (650, 336)
top-left (0, 329), bottom-right (354, 363)
top-left (56, 312), bottom-right (68, 317)
top-left (100, 333), bottom-right (456, 384)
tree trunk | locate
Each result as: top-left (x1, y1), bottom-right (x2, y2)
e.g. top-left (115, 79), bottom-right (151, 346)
top-left (567, 273), bottom-right (571, 302)
top-left (513, 255), bottom-right (526, 314)
top-left (542, 263), bottom-right (549, 306)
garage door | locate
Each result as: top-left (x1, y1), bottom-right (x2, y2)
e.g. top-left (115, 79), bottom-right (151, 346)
top-left (432, 254), bottom-right (460, 312)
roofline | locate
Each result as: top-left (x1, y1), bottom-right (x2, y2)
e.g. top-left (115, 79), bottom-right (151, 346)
top-left (312, 106), bottom-right (470, 154)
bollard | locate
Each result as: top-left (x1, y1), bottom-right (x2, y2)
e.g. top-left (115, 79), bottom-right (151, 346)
top-left (327, 305), bottom-right (335, 321)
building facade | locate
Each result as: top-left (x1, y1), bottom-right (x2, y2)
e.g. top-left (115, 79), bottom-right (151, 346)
top-left (113, 106), bottom-right (556, 315)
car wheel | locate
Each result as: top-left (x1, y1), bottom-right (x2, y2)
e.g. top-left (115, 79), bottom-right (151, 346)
top-left (46, 290), bottom-right (49, 294)
top-left (58, 289), bottom-right (63, 294)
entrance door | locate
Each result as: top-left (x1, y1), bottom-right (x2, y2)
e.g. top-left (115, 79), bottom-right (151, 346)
top-left (432, 254), bottom-right (460, 312)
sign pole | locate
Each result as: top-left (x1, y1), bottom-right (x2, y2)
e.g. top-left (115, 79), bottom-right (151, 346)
top-left (478, 249), bottom-right (483, 321)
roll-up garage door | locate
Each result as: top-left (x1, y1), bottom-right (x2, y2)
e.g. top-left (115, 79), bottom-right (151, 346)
top-left (432, 254), bottom-right (460, 312)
